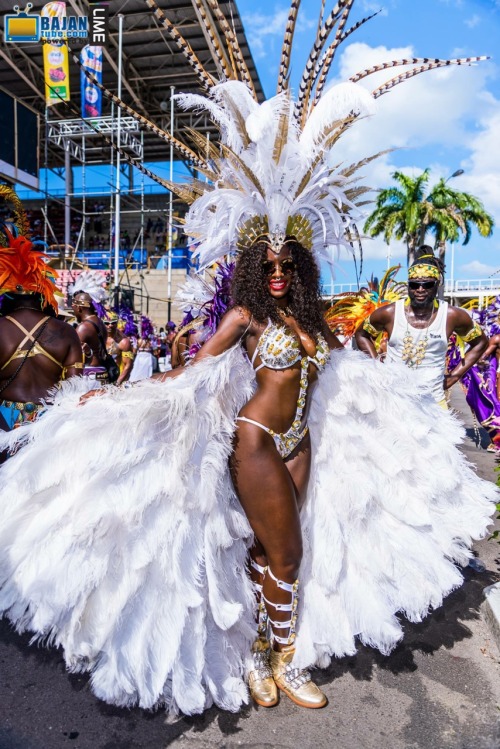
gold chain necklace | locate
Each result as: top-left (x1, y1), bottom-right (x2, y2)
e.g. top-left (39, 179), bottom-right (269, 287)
top-left (402, 307), bottom-right (435, 368)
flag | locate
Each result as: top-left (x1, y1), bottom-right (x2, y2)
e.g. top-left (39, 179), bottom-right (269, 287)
top-left (80, 45), bottom-right (103, 118)
top-left (41, 2), bottom-right (70, 105)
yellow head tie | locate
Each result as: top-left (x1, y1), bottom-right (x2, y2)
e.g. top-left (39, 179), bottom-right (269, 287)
top-left (408, 264), bottom-right (441, 281)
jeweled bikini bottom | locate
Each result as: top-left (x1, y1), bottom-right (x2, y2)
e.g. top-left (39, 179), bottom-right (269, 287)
top-left (235, 415), bottom-right (308, 459)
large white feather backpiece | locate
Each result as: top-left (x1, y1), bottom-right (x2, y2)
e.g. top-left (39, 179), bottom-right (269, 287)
top-left (77, 0), bottom-right (487, 268)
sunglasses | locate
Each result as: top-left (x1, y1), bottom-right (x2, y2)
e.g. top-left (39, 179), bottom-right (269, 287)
top-left (262, 259), bottom-right (296, 276)
top-left (408, 280), bottom-right (438, 290)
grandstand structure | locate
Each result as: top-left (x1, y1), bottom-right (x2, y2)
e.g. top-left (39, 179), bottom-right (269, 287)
top-left (0, 0), bottom-right (264, 322)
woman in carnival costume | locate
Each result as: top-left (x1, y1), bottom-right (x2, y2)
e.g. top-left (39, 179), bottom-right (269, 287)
top-left (447, 299), bottom-right (500, 451)
top-left (69, 270), bottom-right (111, 382)
top-left (0, 0), bottom-right (497, 716)
top-left (129, 314), bottom-right (158, 382)
top-left (0, 186), bottom-right (83, 433)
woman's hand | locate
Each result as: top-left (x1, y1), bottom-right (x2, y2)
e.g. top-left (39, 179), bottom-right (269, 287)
top-left (79, 388), bottom-right (107, 405)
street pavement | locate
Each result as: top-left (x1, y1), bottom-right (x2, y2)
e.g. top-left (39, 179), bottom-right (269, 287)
top-left (0, 386), bottom-right (499, 749)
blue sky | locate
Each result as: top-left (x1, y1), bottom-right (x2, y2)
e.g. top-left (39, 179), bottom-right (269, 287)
top-left (27, 0), bottom-right (500, 286)
top-left (236, 0), bottom-right (500, 285)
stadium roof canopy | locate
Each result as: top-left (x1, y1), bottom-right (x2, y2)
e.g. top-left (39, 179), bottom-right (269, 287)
top-left (0, 0), bottom-right (265, 168)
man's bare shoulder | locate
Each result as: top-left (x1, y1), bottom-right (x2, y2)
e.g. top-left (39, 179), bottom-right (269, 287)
top-left (371, 302), bottom-right (397, 323)
top-left (447, 304), bottom-right (473, 325)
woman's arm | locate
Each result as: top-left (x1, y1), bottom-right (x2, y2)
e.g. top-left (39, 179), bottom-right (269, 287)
top-left (321, 321), bottom-right (344, 351)
top-left (154, 307), bottom-right (252, 381)
top-left (81, 307), bottom-right (252, 399)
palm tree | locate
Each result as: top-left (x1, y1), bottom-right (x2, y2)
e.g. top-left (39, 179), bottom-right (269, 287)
top-left (363, 170), bottom-right (432, 266)
top-left (426, 178), bottom-right (494, 270)
top-left (363, 169), bottom-right (494, 267)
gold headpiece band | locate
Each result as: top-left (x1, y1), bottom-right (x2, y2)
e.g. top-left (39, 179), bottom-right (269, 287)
top-left (408, 264), bottom-right (441, 281)
top-left (236, 215), bottom-right (313, 254)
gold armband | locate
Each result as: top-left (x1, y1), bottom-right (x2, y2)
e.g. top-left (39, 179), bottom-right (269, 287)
top-left (362, 316), bottom-right (379, 338)
top-left (122, 350), bottom-right (135, 360)
top-left (461, 321), bottom-right (482, 343)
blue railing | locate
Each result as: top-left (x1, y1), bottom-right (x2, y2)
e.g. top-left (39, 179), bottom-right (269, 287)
top-left (46, 246), bottom-right (191, 270)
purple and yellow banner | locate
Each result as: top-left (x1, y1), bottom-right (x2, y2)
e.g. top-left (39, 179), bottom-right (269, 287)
top-left (42, 2), bottom-right (70, 106)
top-left (80, 45), bottom-right (103, 118)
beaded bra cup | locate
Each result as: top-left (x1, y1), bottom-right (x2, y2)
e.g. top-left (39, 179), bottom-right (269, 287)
top-left (251, 321), bottom-right (330, 373)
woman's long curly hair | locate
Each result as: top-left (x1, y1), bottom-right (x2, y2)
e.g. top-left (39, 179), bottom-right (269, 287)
top-left (231, 240), bottom-right (324, 338)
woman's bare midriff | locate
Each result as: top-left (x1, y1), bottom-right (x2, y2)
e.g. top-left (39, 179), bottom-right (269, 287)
top-left (238, 362), bottom-right (319, 435)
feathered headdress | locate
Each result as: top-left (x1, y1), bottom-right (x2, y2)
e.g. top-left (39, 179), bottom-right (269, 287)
top-left (76, 0), bottom-right (487, 270)
top-left (0, 220), bottom-right (59, 312)
top-left (0, 186), bottom-right (59, 311)
top-left (325, 265), bottom-right (406, 341)
top-left (0, 185), bottom-right (31, 246)
top-left (69, 271), bottom-right (108, 317)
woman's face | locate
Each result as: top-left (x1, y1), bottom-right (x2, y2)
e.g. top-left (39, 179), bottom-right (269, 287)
top-left (263, 245), bottom-right (295, 300)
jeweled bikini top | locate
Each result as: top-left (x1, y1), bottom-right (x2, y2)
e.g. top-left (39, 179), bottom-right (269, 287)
top-left (251, 321), bottom-right (330, 373)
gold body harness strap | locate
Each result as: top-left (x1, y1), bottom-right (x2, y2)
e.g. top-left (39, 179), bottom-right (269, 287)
top-left (1, 317), bottom-right (83, 379)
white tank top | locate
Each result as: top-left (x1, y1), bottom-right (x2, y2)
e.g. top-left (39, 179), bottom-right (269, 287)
top-left (386, 299), bottom-right (449, 402)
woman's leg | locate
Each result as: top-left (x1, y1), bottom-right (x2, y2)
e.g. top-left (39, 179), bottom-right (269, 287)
top-left (230, 421), bottom-right (303, 643)
top-left (231, 424), bottom-right (326, 708)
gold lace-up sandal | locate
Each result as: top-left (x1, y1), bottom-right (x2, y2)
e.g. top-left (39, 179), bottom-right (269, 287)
top-left (247, 559), bottom-right (278, 707)
top-left (265, 567), bottom-right (327, 709)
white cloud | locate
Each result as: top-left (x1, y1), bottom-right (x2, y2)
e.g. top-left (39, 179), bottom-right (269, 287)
top-left (460, 260), bottom-right (500, 277)
top-left (242, 7), bottom-right (315, 60)
top-left (318, 42), bottom-right (500, 271)
top-left (465, 14), bottom-right (481, 28)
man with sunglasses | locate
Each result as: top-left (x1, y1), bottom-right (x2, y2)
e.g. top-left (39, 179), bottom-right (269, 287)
top-left (355, 253), bottom-right (488, 408)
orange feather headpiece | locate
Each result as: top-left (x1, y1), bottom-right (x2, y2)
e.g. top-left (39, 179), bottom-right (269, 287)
top-left (0, 229), bottom-right (59, 312)
top-left (0, 184), bottom-right (59, 311)
top-left (325, 265), bottom-right (406, 342)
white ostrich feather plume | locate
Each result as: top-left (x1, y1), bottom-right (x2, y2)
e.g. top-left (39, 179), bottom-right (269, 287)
top-left (69, 271), bottom-right (108, 304)
top-left (181, 84), bottom-right (370, 269)
top-left (175, 273), bottom-right (214, 314)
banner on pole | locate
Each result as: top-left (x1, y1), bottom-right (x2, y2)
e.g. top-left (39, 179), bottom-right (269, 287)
top-left (80, 45), bottom-right (103, 118)
top-left (41, 2), bottom-right (70, 106)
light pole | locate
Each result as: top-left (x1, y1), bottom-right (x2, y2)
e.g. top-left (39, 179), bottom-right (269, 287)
top-left (445, 168), bottom-right (464, 183)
